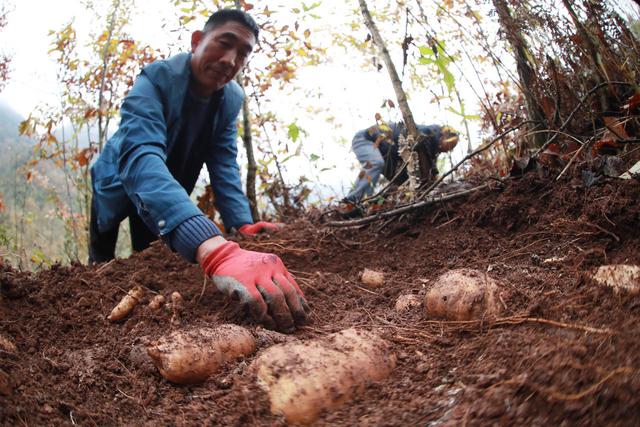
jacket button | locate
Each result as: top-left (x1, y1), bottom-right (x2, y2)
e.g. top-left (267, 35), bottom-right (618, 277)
top-left (158, 220), bottom-right (166, 228)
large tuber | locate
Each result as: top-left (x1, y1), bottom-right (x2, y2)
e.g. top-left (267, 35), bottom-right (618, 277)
top-left (253, 328), bottom-right (396, 424)
top-left (147, 324), bottom-right (256, 384)
top-left (424, 269), bottom-right (503, 321)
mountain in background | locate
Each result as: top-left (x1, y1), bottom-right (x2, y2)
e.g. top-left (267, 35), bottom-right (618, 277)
top-left (0, 99), bottom-right (27, 141)
top-left (0, 100), bottom-right (33, 192)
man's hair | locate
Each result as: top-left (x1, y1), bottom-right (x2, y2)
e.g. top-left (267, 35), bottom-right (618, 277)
top-left (203, 9), bottom-right (259, 40)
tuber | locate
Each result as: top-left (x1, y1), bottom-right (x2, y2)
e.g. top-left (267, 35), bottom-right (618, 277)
top-left (148, 294), bottom-right (165, 310)
top-left (591, 264), bottom-right (640, 295)
top-left (253, 328), bottom-right (396, 424)
top-left (361, 268), bottom-right (384, 288)
top-left (147, 324), bottom-right (256, 384)
top-left (0, 333), bottom-right (16, 354)
top-left (170, 291), bottom-right (184, 325)
top-left (424, 269), bottom-right (503, 321)
top-left (107, 285), bottom-right (145, 322)
top-left (395, 294), bottom-right (421, 312)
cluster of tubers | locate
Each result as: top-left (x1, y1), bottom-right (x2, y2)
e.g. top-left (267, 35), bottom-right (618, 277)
top-left (99, 259), bottom-right (640, 423)
top-left (106, 286), bottom-right (183, 323)
top-left (103, 266), bottom-right (513, 422)
top-left (140, 324), bottom-right (395, 424)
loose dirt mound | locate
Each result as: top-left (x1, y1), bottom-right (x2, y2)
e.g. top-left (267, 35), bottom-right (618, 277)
top-left (2, 175), bottom-right (640, 425)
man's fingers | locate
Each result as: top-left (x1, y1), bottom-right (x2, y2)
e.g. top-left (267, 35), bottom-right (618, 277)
top-left (285, 271), bottom-right (310, 312)
top-left (285, 271), bottom-right (306, 298)
top-left (274, 274), bottom-right (308, 326)
top-left (211, 276), bottom-right (275, 329)
top-left (256, 282), bottom-right (295, 333)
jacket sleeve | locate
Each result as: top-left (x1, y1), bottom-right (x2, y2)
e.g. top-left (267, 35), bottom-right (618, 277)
top-left (117, 72), bottom-right (202, 236)
top-left (205, 113), bottom-right (254, 231)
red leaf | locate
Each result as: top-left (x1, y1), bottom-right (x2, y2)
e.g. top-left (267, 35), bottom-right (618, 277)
top-left (593, 139), bottom-right (622, 156)
top-left (623, 93), bottom-right (640, 111)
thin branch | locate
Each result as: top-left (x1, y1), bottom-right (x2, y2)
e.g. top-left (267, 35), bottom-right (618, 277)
top-left (326, 183), bottom-right (491, 227)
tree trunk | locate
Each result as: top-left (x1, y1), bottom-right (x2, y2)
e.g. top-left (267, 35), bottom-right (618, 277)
top-left (358, 0), bottom-right (417, 136)
top-left (235, 75), bottom-right (260, 221)
top-left (358, 0), bottom-right (434, 183)
top-left (492, 0), bottom-right (548, 147)
top-left (234, 0), bottom-right (259, 221)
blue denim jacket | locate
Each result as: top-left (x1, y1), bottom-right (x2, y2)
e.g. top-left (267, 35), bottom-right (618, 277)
top-left (91, 53), bottom-right (253, 236)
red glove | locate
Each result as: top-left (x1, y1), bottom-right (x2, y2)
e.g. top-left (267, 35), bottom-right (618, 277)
top-left (238, 221), bottom-right (284, 236)
top-left (200, 241), bottom-right (308, 332)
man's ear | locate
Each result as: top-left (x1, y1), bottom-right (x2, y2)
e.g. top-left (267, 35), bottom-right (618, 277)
top-left (191, 30), bottom-right (204, 52)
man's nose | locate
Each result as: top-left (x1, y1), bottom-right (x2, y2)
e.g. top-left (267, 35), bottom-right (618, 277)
top-left (220, 49), bottom-right (237, 68)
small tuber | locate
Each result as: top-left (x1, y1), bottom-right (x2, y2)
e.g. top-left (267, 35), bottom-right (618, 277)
top-left (253, 328), bottom-right (396, 424)
top-left (0, 333), bottom-right (17, 354)
top-left (591, 264), bottom-right (640, 295)
top-left (147, 294), bottom-right (166, 310)
top-left (107, 285), bottom-right (145, 322)
top-left (170, 291), bottom-right (184, 325)
top-left (361, 268), bottom-right (384, 288)
top-left (147, 324), bottom-right (256, 384)
top-left (424, 269), bottom-right (503, 321)
top-left (395, 294), bottom-right (421, 312)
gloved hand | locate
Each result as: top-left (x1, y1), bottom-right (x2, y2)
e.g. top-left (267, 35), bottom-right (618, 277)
top-left (200, 241), bottom-right (309, 332)
top-left (238, 221), bottom-right (284, 237)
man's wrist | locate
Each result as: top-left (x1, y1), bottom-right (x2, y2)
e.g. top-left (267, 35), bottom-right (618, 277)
top-left (196, 235), bottom-right (228, 264)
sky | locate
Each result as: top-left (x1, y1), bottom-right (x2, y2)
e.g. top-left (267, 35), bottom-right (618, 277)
top-left (0, 0), bottom-right (487, 202)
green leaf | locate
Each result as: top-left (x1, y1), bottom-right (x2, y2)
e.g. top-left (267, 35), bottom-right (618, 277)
top-left (309, 153), bottom-right (320, 161)
top-left (288, 122), bottom-right (300, 142)
top-left (440, 65), bottom-right (455, 94)
top-left (302, 2), bottom-right (321, 12)
top-left (281, 154), bottom-right (295, 163)
top-left (418, 45), bottom-right (434, 57)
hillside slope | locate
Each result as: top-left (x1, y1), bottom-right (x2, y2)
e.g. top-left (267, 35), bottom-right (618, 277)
top-left (1, 174), bottom-right (639, 425)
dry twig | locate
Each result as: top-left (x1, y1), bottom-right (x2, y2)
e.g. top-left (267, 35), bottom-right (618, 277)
top-left (421, 315), bottom-right (613, 335)
top-left (326, 183), bottom-right (490, 228)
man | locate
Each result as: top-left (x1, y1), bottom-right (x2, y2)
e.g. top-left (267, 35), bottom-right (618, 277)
top-left (343, 121), bottom-right (459, 206)
top-left (89, 9), bottom-right (308, 333)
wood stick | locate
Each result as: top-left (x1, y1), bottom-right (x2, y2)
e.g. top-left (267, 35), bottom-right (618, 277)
top-left (326, 183), bottom-right (490, 227)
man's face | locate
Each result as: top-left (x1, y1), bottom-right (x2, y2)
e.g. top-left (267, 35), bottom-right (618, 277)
top-left (190, 21), bottom-right (256, 97)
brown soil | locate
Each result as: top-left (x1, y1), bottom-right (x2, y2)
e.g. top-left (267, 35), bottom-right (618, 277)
top-left (2, 174), bottom-right (640, 426)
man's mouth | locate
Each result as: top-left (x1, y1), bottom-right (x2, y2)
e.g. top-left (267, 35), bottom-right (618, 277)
top-left (206, 67), bottom-right (231, 81)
